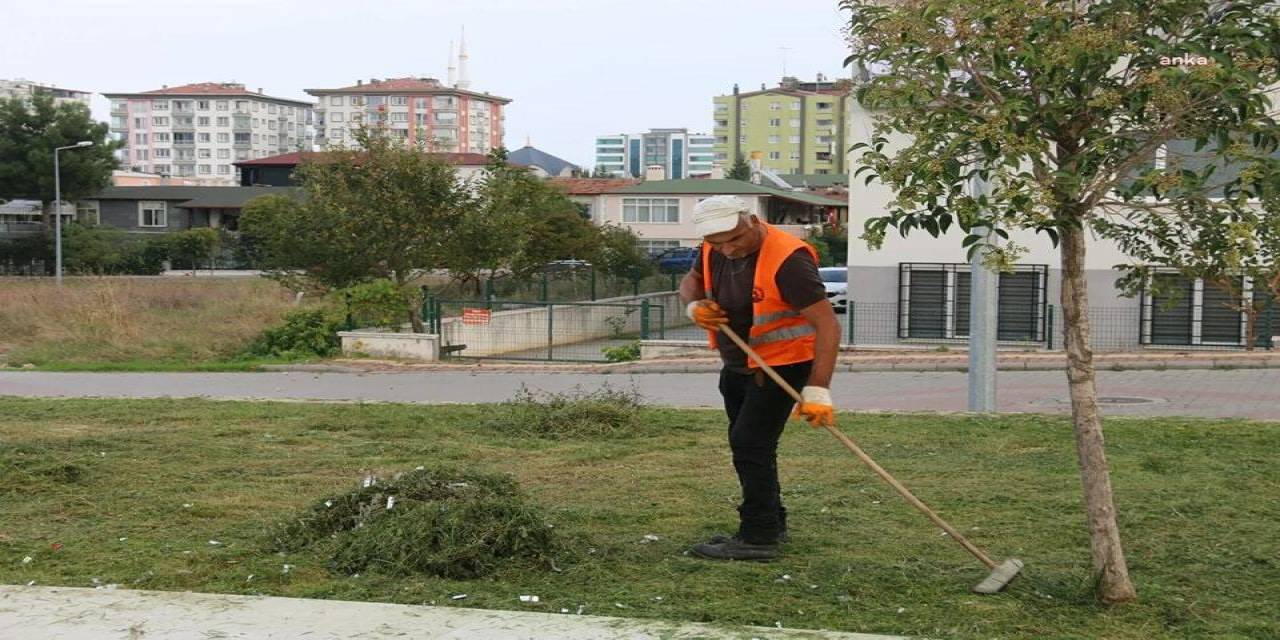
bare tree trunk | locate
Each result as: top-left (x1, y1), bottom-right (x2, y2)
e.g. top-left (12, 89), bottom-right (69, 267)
top-left (1059, 224), bottom-right (1137, 604)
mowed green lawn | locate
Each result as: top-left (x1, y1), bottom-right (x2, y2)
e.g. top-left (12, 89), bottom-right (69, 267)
top-left (1, 398), bottom-right (1276, 639)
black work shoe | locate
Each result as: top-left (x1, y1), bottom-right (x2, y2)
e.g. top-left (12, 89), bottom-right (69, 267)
top-left (706, 528), bottom-right (788, 545)
top-left (690, 536), bottom-right (779, 561)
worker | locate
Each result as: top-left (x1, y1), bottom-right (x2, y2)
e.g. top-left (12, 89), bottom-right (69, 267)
top-left (680, 195), bottom-right (841, 561)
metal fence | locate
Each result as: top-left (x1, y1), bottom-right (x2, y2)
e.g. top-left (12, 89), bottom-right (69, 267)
top-left (430, 268), bottom-right (684, 306)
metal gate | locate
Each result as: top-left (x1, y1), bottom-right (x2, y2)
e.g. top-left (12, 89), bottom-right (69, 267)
top-left (422, 295), bottom-right (670, 362)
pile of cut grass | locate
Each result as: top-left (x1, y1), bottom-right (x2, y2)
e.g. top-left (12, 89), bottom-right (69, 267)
top-left (482, 384), bottom-right (648, 439)
top-left (270, 466), bottom-right (558, 579)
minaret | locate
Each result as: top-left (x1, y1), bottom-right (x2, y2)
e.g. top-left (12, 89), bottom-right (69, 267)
top-left (456, 27), bottom-right (471, 90)
top-left (447, 39), bottom-right (456, 87)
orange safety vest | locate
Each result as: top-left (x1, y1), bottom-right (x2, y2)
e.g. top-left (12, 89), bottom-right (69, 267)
top-left (701, 222), bottom-right (818, 368)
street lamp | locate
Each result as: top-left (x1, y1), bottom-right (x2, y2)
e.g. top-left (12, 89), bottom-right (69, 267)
top-left (54, 141), bottom-right (94, 286)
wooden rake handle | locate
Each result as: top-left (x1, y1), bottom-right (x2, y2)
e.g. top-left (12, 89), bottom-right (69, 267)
top-left (717, 324), bottom-right (997, 569)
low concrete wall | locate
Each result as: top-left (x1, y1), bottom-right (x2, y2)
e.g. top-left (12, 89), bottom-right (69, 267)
top-left (439, 292), bottom-right (686, 357)
top-left (340, 331), bottom-right (440, 361)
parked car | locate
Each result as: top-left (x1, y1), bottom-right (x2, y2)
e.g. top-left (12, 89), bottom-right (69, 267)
top-left (819, 266), bottom-right (848, 313)
top-left (654, 247), bottom-right (698, 273)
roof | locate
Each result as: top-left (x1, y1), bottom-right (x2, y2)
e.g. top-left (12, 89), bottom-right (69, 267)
top-left (233, 151), bottom-right (494, 167)
top-left (611, 179), bottom-right (847, 207)
top-left (103, 82), bottom-right (312, 106)
top-left (91, 186), bottom-right (299, 208)
top-left (305, 77), bottom-right (512, 104)
top-left (777, 173), bottom-right (848, 189)
top-left (507, 146), bottom-right (578, 176)
top-left (546, 178), bottom-right (639, 195)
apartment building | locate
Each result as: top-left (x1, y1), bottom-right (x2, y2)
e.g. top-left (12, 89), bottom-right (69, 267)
top-left (306, 77), bottom-right (510, 153)
top-left (713, 75), bottom-right (850, 175)
top-left (0, 78), bottom-right (91, 110)
top-left (103, 82), bottom-right (314, 186)
top-left (594, 129), bottom-right (715, 179)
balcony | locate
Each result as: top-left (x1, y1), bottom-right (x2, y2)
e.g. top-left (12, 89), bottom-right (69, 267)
top-left (232, 115), bottom-right (252, 132)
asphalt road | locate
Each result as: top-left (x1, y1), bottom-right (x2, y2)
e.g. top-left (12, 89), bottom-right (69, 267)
top-left (2, 369), bottom-right (1278, 420)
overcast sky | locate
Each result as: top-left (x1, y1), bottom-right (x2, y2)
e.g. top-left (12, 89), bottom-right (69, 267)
top-left (4, 0), bottom-right (851, 166)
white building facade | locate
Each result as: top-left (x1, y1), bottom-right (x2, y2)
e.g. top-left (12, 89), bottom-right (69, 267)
top-left (103, 83), bottom-right (314, 186)
top-left (595, 129), bottom-right (715, 179)
top-left (0, 78), bottom-right (92, 110)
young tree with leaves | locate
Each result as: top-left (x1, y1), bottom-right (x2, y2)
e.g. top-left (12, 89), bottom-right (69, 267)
top-left (0, 93), bottom-right (120, 222)
top-left (240, 126), bottom-right (469, 332)
top-left (845, 0), bottom-right (1280, 603)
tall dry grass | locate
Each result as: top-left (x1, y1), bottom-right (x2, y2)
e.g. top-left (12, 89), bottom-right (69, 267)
top-left (0, 277), bottom-right (303, 366)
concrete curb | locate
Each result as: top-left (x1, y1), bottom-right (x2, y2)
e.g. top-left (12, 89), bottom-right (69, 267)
top-left (0, 585), bottom-right (906, 640)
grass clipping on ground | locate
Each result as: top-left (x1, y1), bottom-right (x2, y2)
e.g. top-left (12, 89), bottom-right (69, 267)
top-left (270, 467), bottom-right (558, 579)
top-left (482, 384), bottom-right (646, 439)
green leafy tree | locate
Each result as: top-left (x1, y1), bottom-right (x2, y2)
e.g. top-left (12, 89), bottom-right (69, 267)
top-left (169, 228), bottom-right (221, 275)
top-left (0, 93), bottom-right (120, 221)
top-left (591, 165), bottom-right (613, 178)
top-left (240, 126), bottom-right (469, 332)
top-left (595, 224), bottom-right (654, 280)
top-left (845, 0), bottom-right (1280, 603)
top-left (726, 153), bottom-right (752, 181)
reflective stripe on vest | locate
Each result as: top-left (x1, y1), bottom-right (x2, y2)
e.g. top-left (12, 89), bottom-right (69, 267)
top-left (749, 323), bottom-right (816, 346)
top-left (754, 309), bottom-right (803, 326)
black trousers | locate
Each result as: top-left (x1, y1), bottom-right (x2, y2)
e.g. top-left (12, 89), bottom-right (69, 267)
top-left (717, 360), bottom-right (812, 544)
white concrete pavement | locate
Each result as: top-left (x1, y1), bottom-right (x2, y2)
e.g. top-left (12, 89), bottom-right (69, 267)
top-left (0, 585), bottom-right (903, 640)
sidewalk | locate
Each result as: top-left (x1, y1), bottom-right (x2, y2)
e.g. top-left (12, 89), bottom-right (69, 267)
top-left (0, 585), bottom-right (904, 640)
top-left (273, 349), bottom-right (1280, 375)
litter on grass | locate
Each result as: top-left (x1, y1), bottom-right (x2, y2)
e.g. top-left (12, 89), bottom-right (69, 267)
top-left (519, 595), bottom-right (540, 603)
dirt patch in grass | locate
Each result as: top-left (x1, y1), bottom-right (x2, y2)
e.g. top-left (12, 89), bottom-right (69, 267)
top-left (271, 467), bottom-right (559, 579)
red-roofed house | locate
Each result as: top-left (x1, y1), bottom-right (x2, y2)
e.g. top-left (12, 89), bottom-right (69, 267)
top-left (305, 77), bottom-right (510, 154)
top-left (546, 177), bottom-right (640, 225)
top-left (104, 82), bottom-right (315, 186)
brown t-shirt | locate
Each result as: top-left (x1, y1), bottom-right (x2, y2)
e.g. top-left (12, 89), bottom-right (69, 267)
top-left (691, 242), bottom-right (827, 369)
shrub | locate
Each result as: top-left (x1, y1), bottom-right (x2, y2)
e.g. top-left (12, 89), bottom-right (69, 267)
top-left (602, 341), bottom-right (640, 362)
top-left (270, 466), bottom-right (557, 579)
top-left (247, 308), bottom-right (343, 358)
top-left (342, 279), bottom-right (414, 331)
top-left (483, 384), bottom-right (645, 439)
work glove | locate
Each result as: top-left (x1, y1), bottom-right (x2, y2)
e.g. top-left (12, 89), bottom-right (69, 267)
top-left (686, 300), bottom-right (728, 331)
top-left (793, 386), bottom-right (835, 427)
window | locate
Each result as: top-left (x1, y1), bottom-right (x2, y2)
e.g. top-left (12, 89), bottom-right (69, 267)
top-left (198, 116), bottom-right (210, 126)
top-left (172, 100), bottom-right (190, 111)
top-left (217, 133), bottom-right (229, 143)
top-left (197, 100), bottom-right (210, 110)
top-left (390, 112), bottom-right (408, 122)
top-left (433, 96), bottom-right (455, 108)
top-left (151, 100), bottom-right (168, 110)
top-left (768, 135), bottom-right (780, 144)
top-left (769, 118), bottom-right (781, 127)
top-left (715, 119), bottom-right (728, 128)
top-left (217, 164), bottom-right (230, 175)
top-left (330, 128), bottom-right (344, 139)
top-left (790, 101), bottom-right (801, 110)
top-left (173, 132), bottom-right (194, 144)
top-left (768, 151), bottom-right (781, 159)
top-left (789, 119), bottom-right (800, 127)
top-left (1141, 274), bottom-right (1267, 346)
top-left (715, 136), bottom-right (728, 144)
top-left (138, 201), bottom-right (167, 227)
top-left (350, 96), bottom-right (364, 106)
top-left (216, 100), bottom-right (228, 111)
top-left (769, 102), bottom-right (781, 110)
top-left (715, 103), bottom-right (728, 112)
top-left (350, 113), bottom-right (364, 124)
top-left (252, 134), bottom-right (260, 143)
top-left (153, 164), bottom-right (169, 175)
top-left (789, 135), bottom-right (801, 144)
top-left (815, 169), bottom-right (830, 175)
top-left (329, 96), bottom-right (344, 106)
top-left (198, 164), bottom-right (211, 174)
top-left (414, 97), bottom-right (427, 108)
top-left (234, 133), bottom-right (250, 144)
top-left (898, 264), bottom-right (1048, 341)
top-left (268, 135), bottom-right (277, 145)
top-left (622, 197), bottom-right (680, 223)
top-left (134, 117), bottom-right (145, 128)
top-left (75, 200), bottom-right (99, 225)
top-left (816, 151), bottom-right (833, 161)
top-left (434, 111), bottom-right (457, 123)
top-left (152, 116), bottom-right (169, 126)
top-left (174, 116), bottom-right (194, 128)
top-left (198, 148), bottom-right (211, 158)
top-left (389, 96), bottom-right (407, 106)
top-left (268, 120), bottom-right (278, 130)
top-left (154, 132), bottom-right (170, 142)
top-left (134, 133), bottom-right (148, 145)
top-left (638, 239), bottom-right (681, 255)
top-left (217, 116), bottom-right (229, 127)
top-left (816, 135), bottom-right (834, 144)
top-left (817, 119), bottom-right (834, 127)
top-left (739, 135), bottom-right (747, 144)
top-left (817, 102), bottom-right (833, 110)
top-left (217, 149), bottom-right (229, 159)
top-left (234, 100), bottom-right (249, 112)
top-left (154, 148), bottom-right (170, 158)
top-left (197, 133), bottom-right (210, 143)
top-left (136, 149), bottom-right (148, 160)
top-left (268, 104), bottom-right (277, 114)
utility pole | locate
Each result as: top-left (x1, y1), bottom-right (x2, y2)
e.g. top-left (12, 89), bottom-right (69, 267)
top-left (967, 170), bottom-right (997, 412)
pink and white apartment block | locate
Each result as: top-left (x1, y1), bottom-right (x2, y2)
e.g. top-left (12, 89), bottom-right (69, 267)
top-left (104, 83), bottom-right (314, 186)
top-left (305, 77), bottom-right (509, 154)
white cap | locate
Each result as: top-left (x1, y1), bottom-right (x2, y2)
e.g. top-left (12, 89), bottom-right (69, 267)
top-left (693, 195), bottom-right (750, 237)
